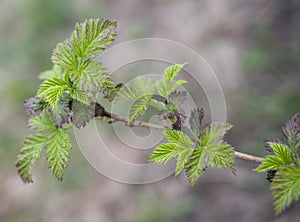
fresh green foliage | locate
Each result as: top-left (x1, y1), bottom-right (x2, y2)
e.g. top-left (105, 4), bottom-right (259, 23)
top-left (69, 87), bottom-right (89, 105)
top-left (156, 64), bottom-right (187, 101)
top-left (129, 95), bottom-right (152, 123)
top-left (16, 134), bottom-right (48, 183)
top-left (118, 77), bottom-right (155, 123)
top-left (17, 18), bottom-right (117, 182)
top-left (17, 17), bottom-right (300, 216)
top-left (271, 166), bottom-right (300, 214)
top-left (256, 143), bottom-right (292, 172)
top-left (17, 111), bottom-right (72, 182)
top-left (148, 130), bottom-right (193, 173)
top-left (45, 129), bottom-right (72, 181)
top-left (256, 113), bottom-right (300, 214)
top-left (149, 111), bottom-right (235, 185)
top-left (37, 78), bottom-right (70, 109)
top-left (51, 18), bottom-right (116, 93)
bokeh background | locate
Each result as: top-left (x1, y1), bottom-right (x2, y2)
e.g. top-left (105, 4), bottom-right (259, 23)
top-left (1, 0), bottom-right (300, 221)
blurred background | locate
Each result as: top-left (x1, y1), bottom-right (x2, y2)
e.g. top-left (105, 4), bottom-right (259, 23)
top-left (0, 0), bottom-right (300, 221)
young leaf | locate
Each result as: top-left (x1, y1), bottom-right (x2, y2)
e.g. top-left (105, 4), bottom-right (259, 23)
top-left (51, 19), bottom-right (117, 70)
top-left (201, 122), bottom-right (233, 146)
top-left (24, 97), bottom-right (49, 116)
top-left (117, 84), bottom-right (138, 100)
top-left (184, 146), bottom-right (204, 185)
top-left (264, 138), bottom-right (283, 153)
top-left (72, 100), bottom-right (94, 128)
top-left (175, 149), bottom-right (193, 176)
top-left (256, 143), bottom-right (292, 172)
top-left (45, 129), bottom-right (72, 181)
top-left (118, 77), bottom-right (154, 101)
top-left (69, 60), bottom-right (109, 92)
top-left (164, 129), bottom-right (192, 148)
top-left (163, 63), bottom-right (185, 81)
top-left (156, 64), bottom-right (186, 100)
top-left (148, 143), bottom-right (177, 164)
top-left (148, 130), bottom-right (193, 174)
top-left (189, 107), bottom-right (204, 139)
top-left (16, 134), bottom-right (48, 183)
top-left (204, 142), bottom-right (235, 171)
top-left (28, 111), bottom-right (57, 133)
top-left (271, 166), bottom-right (300, 214)
top-left (69, 87), bottom-right (89, 104)
top-left (69, 18), bottom-right (117, 58)
top-left (37, 78), bottom-right (70, 109)
top-left (129, 95), bottom-right (152, 123)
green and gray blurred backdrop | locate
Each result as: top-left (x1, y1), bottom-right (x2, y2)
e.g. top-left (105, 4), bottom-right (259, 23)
top-left (0, 0), bottom-right (299, 221)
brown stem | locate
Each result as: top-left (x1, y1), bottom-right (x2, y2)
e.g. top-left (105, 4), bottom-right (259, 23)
top-left (93, 102), bottom-right (265, 163)
top-left (233, 151), bottom-right (265, 163)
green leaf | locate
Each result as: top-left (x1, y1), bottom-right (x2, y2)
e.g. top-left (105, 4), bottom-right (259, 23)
top-left (271, 143), bottom-right (293, 164)
top-left (129, 95), bottom-right (152, 123)
top-left (175, 149), bottom-right (193, 176)
top-left (156, 64), bottom-right (187, 100)
top-left (45, 129), bottom-right (72, 181)
top-left (69, 18), bottom-right (117, 58)
top-left (72, 100), bottom-right (94, 128)
top-left (201, 122), bottom-right (233, 146)
top-left (164, 129), bottom-right (192, 148)
top-left (51, 19), bottom-right (117, 70)
top-left (256, 156), bottom-right (290, 172)
top-left (256, 143), bottom-right (292, 172)
top-left (271, 166), bottom-right (300, 214)
top-left (184, 146), bottom-right (204, 185)
top-left (28, 111), bottom-right (57, 133)
top-left (204, 142), bottom-right (235, 171)
top-left (118, 77), bottom-right (154, 101)
top-left (70, 87), bottom-right (89, 104)
top-left (16, 134), bottom-right (48, 183)
top-left (148, 130), bottom-right (193, 176)
top-left (37, 78), bottom-right (70, 109)
top-left (148, 143), bottom-right (177, 163)
top-left (39, 65), bottom-right (63, 80)
top-left (69, 60), bottom-right (109, 92)
top-left (51, 40), bottom-right (77, 71)
top-left (169, 79), bottom-right (187, 92)
top-left (117, 84), bottom-right (138, 100)
top-left (163, 63), bottom-right (185, 81)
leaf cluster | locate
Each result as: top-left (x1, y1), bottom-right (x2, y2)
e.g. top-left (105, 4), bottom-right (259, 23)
top-left (117, 64), bottom-right (187, 124)
top-left (16, 111), bottom-right (72, 182)
top-left (148, 108), bottom-right (235, 185)
top-left (17, 18), bottom-right (118, 182)
top-left (256, 113), bottom-right (300, 214)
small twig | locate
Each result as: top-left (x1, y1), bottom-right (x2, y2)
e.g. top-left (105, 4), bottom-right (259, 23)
top-left (93, 102), bottom-right (265, 163)
top-left (93, 102), bottom-right (166, 130)
top-left (233, 151), bottom-right (265, 163)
